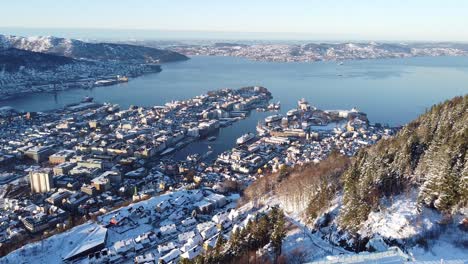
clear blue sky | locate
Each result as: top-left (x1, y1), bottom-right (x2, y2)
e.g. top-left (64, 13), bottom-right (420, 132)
top-left (2, 0), bottom-right (468, 41)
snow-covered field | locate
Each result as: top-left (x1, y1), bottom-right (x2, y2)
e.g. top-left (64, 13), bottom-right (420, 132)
top-left (358, 191), bottom-right (468, 262)
top-left (359, 191), bottom-right (441, 240)
top-left (1, 222), bottom-right (102, 264)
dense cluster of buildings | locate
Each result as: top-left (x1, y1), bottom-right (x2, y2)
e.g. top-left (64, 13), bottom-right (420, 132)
top-left (73, 189), bottom-right (252, 263)
top-left (0, 87), bottom-right (398, 263)
top-left (210, 98), bottom-right (396, 186)
top-left (0, 87), bottom-right (272, 254)
top-left (0, 61), bottom-right (160, 99)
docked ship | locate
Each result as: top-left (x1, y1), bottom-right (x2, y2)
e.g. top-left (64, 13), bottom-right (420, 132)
top-left (287, 109), bottom-right (300, 116)
top-left (236, 133), bottom-right (255, 145)
top-left (94, 75), bottom-right (129, 86)
top-left (81, 96), bottom-right (94, 103)
top-left (256, 123), bottom-right (268, 136)
top-left (265, 114), bottom-right (282, 123)
top-left (117, 75), bottom-right (129, 82)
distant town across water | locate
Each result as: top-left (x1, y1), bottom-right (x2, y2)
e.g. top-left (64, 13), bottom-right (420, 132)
top-left (2, 55), bottom-right (467, 125)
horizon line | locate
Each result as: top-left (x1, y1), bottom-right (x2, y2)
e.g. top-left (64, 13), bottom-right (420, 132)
top-left (2, 26), bottom-right (468, 43)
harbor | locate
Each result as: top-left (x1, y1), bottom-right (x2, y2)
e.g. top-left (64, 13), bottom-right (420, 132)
top-left (0, 85), bottom-right (400, 263)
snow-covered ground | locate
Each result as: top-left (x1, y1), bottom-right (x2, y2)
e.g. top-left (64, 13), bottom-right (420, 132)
top-left (1, 222), bottom-right (102, 264)
top-left (359, 191), bottom-right (441, 240)
top-left (279, 189), bottom-right (468, 263)
top-left (357, 191), bottom-right (468, 262)
top-left (409, 228), bottom-right (468, 261)
top-left (282, 226), bottom-right (326, 262)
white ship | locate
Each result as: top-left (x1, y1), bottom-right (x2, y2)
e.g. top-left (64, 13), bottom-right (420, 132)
top-left (256, 124), bottom-right (268, 136)
top-left (236, 133), bottom-right (255, 145)
top-left (274, 101), bottom-right (281, 110)
top-left (265, 114), bottom-right (282, 123)
top-left (287, 109), bottom-right (299, 116)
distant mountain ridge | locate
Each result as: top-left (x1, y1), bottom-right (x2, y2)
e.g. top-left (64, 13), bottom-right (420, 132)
top-left (172, 41), bottom-right (468, 62)
top-left (0, 34), bottom-right (189, 63)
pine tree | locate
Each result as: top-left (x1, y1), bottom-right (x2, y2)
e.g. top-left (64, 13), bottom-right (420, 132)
top-left (459, 165), bottom-right (468, 208)
top-left (434, 170), bottom-right (460, 212)
top-left (193, 255), bottom-right (205, 264)
top-left (229, 229), bottom-right (241, 254)
top-left (215, 233), bottom-right (226, 251)
top-left (179, 258), bottom-right (192, 264)
top-left (270, 209), bottom-right (286, 262)
top-left (209, 234), bottom-right (226, 263)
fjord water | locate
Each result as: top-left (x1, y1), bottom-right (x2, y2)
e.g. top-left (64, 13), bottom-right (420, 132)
top-left (2, 56), bottom-right (468, 126)
top-left (2, 56), bottom-right (467, 159)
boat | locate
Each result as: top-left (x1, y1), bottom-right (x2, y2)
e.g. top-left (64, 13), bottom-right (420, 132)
top-left (117, 75), bottom-right (129, 82)
top-left (81, 96), bottom-right (93, 103)
top-left (287, 109), bottom-right (299, 116)
top-left (256, 124), bottom-right (268, 136)
top-left (265, 114), bottom-right (282, 123)
top-left (267, 101), bottom-right (281, 110)
top-left (207, 136), bottom-right (217, 141)
top-left (94, 75), bottom-right (129, 87)
top-left (236, 133), bottom-right (255, 145)
top-left (187, 154), bottom-right (201, 162)
top-left (94, 79), bottom-right (118, 86)
top-left (274, 101), bottom-right (281, 110)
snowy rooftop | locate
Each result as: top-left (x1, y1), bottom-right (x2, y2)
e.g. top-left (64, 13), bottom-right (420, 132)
top-left (64, 225), bottom-right (107, 260)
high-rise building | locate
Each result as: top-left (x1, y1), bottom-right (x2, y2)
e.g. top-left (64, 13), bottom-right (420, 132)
top-left (29, 169), bottom-right (54, 193)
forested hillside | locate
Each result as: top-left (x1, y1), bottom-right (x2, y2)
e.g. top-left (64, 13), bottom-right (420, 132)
top-left (340, 95), bottom-right (467, 232)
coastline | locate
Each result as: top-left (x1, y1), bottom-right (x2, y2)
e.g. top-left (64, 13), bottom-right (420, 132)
top-left (184, 53), bottom-right (468, 64)
top-left (0, 66), bottom-right (163, 105)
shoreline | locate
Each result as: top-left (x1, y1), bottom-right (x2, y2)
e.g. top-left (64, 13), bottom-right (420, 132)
top-left (0, 68), bottom-right (163, 106)
top-left (185, 53), bottom-right (468, 64)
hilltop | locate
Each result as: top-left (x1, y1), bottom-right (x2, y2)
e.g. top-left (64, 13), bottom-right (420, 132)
top-left (0, 34), bottom-right (189, 63)
top-left (0, 34), bottom-right (188, 99)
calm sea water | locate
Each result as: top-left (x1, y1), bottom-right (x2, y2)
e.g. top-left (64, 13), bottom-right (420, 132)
top-left (2, 56), bottom-right (467, 160)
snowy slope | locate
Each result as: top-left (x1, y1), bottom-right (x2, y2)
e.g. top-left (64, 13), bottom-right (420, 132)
top-left (0, 222), bottom-right (103, 264)
top-left (358, 191), bottom-right (442, 240)
top-left (356, 191), bottom-right (468, 261)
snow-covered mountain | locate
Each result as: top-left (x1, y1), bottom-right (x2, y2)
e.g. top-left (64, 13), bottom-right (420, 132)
top-left (0, 34), bottom-right (189, 63)
top-left (172, 41), bottom-right (468, 62)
